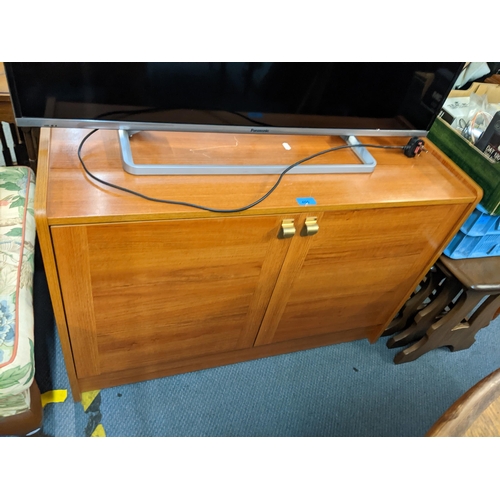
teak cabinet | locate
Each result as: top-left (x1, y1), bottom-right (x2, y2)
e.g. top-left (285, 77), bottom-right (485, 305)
top-left (35, 129), bottom-right (482, 401)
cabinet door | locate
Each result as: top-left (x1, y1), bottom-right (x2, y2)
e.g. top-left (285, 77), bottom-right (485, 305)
top-left (51, 215), bottom-right (293, 378)
top-left (254, 204), bottom-right (468, 346)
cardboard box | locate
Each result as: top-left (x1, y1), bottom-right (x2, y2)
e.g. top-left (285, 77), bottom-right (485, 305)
top-left (447, 81), bottom-right (500, 101)
top-left (429, 83), bottom-right (500, 215)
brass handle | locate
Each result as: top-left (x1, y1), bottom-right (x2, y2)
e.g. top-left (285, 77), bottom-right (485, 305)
top-left (303, 217), bottom-right (319, 236)
top-left (280, 219), bottom-right (296, 238)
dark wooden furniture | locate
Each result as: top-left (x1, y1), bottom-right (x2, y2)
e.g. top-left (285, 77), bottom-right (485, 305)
top-left (427, 367), bottom-right (500, 437)
top-left (35, 128), bottom-right (481, 401)
top-left (387, 255), bottom-right (500, 363)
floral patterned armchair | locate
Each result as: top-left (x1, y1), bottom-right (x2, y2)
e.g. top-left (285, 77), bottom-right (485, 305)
top-left (0, 166), bottom-right (42, 436)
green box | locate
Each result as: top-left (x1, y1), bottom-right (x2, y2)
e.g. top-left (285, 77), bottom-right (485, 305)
top-left (428, 116), bottom-right (500, 215)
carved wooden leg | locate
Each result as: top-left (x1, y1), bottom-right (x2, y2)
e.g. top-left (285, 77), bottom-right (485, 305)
top-left (387, 275), bottom-right (462, 349)
top-left (383, 268), bottom-right (441, 337)
top-left (448, 293), bottom-right (500, 351)
top-left (393, 289), bottom-right (487, 364)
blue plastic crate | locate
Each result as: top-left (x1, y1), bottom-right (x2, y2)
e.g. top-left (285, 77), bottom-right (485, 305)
top-left (444, 229), bottom-right (500, 259)
top-left (461, 203), bottom-right (500, 236)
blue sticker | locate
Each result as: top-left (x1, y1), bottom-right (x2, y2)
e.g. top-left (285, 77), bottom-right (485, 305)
top-left (296, 197), bottom-right (317, 206)
top-left (247, 112), bottom-right (264, 119)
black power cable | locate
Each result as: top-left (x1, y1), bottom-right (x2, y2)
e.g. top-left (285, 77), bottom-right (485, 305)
top-left (77, 129), bottom-right (422, 214)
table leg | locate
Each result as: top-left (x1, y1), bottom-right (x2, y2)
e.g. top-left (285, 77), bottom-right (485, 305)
top-left (387, 275), bottom-right (462, 349)
top-left (448, 293), bottom-right (500, 351)
top-left (393, 289), bottom-right (486, 364)
top-left (383, 267), bottom-right (441, 337)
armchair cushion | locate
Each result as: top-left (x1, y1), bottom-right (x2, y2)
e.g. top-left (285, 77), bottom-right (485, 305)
top-left (0, 166), bottom-right (36, 417)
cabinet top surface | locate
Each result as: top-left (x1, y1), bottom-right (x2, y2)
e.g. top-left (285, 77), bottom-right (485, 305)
top-left (38, 128), bottom-right (481, 224)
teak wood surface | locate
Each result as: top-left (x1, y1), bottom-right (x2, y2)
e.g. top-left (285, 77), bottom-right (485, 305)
top-left (427, 367), bottom-right (500, 437)
top-left (50, 215), bottom-right (293, 378)
top-left (254, 203), bottom-right (468, 346)
top-left (35, 128), bottom-right (482, 400)
top-left (42, 129), bottom-right (478, 223)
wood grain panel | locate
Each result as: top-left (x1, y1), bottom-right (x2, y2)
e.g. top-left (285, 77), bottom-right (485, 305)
top-left (255, 203), bottom-right (468, 346)
top-left (50, 226), bottom-right (101, 377)
top-left (252, 213), bottom-right (319, 345)
top-left (78, 324), bottom-right (380, 394)
top-left (43, 129), bottom-right (481, 225)
top-left (51, 215), bottom-right (292, 375)
top-left (34, 127), bottom-right (83, 400)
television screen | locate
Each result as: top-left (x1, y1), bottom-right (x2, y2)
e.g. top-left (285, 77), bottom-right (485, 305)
top-left (5, 62), bottom-right (465, 137)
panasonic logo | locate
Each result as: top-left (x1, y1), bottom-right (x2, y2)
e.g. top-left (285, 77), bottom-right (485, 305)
top-left (250, 128), bottom-right (269, 133)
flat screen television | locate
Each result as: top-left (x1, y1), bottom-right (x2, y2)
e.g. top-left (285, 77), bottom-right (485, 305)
top-left (4, 62), bottom-right (465, 175)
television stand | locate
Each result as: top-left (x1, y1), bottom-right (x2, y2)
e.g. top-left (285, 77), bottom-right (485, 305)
top-left (118, 130), bottom-right (377, 175)
top-left (35, 128), bottom-right (481, 400)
